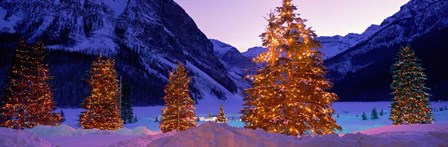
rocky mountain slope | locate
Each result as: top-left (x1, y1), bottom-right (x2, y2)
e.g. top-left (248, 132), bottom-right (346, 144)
top-left (326, 0), bottom-right (448, 101)
top-left (0, 0), bottom-right (240, 107)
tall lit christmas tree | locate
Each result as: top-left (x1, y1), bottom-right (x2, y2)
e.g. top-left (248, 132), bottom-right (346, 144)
top-left (390, 46), bottom-right (432, 125)
top-left (160, 63), bottom-right (196, 133)
top-left (0, 39), bottom-right (33, 129)
top-left (216, 104), bottom-right (227, 123)
top-left (29, 41), bottom-right (62, 126)
top-left (241, 0), bottom-right (341, 136)
top-left (80, 56), bottom-right (123, 130)
top-left (1, 40), bottom-right (61, 129)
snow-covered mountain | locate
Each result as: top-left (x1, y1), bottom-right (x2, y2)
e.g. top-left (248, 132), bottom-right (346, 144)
top-left (317, 25), bottom-right (380, 59)
top-left (210, 39), bottom-right (256, 92)
top-left (0, 0), bottom-right (239, 107)
top-left (241, 28), bottom-right (379, 60)
top-left (242, 47), bottom-right (266, 60)
top-left (326, 0), bottom-right (448, 101)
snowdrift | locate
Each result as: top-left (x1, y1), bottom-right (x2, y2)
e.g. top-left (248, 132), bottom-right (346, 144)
top-left (0, 128), bottom-right (53, 147)
top-left (26, 124), bottom-right (158, 137)
top-left (148, 122), bottom-right (448, 147)
top-left (1, 119), bottom-right (447, 146)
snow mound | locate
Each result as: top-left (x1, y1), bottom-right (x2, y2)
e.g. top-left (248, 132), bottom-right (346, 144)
top-left (109, 132), bottom-right (175, 147)
top-left (0, 128), bottom-right (54, 147)
top-left (360, 123), bottom-right (448, 135)
top-left (148, 122), bottom-right (301, 147)
top-left (148, 122), bottom-right (448, 147)
top-left (26, 124), bottom-right (157, 137)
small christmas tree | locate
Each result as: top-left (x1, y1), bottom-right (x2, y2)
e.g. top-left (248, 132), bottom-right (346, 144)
top-left (380, 109), bottom-right (384, 116)
top-left (160, 63), bottom-right (196, 133)
top-left (80, 56), bottom-right (123, 130)
top-left (216, 105), bottom-right (227, 123)
top-left (371, 108), bottom-right (379, 120)
top-left (120, 81), bottom-right (134, 124)
top-left (390, 46), bottom-right (432, 125)
top-left (361, 112), bottom-right (367, 120)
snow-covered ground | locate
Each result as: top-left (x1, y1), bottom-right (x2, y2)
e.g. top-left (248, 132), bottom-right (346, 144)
top-left (1, 102), bottom-right (447, 146)
top-left (56, 101), bottom-right (448, 133)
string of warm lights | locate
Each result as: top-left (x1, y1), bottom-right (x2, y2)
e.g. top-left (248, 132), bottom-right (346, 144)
top-left (0, 40), bottom-right (61, 129)
top-left (390, 46), bottom-right (432, 125)
top-left (216, 104), bottom-right (227, 123)
top-left (241, 0), bottom-right (341, 136)
top-left (160, 63), bottom-right (196, 133)
top-left (80, 56), bottom-right (123, 130)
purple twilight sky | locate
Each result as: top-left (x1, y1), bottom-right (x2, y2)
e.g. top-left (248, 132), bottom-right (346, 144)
top-left (175, 0), bottom-right (410, 52)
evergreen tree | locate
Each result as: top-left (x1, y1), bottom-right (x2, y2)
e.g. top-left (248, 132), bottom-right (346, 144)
top-left (241, 0), bottom-right (341, 136)
top-left (80, 56), bottom-right (123, 130)
top-left (160, 63), bottom-right (196, 133)
top-left (60, 110), bottom-right (65, 122)
top-left (0, 40), bottom-right (61, 129)
top-left (133, 115), bottom-right (138, 123)
top-left (380, 109), bottom-right (384, 116)
top-left (361, 112), bottom-right (367, 121)
top-left (390, 46), bottom-right (432, 125)
top-left (30, 41), bottom-right (62, 126)
top-left (0, 39), bottom-right (32, 129)
top-left (120, 81), bottom-right (134, 124)
top-left (216, 104), bottom-right (227, 123)
top-left (371, 107), bottom-right (379, 120)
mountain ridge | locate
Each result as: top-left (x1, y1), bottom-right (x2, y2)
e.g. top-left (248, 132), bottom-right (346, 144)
top-left (0, 0), bottom-right (241, 107)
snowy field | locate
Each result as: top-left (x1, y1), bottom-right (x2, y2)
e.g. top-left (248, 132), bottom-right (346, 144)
top-left (57, 101), bottom-right (448, 133)
top-left (1, 101), bottom-right (447, 146)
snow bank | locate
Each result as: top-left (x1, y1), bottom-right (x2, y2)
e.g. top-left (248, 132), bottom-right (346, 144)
top-left (148, 122), bottom-right (301, 147)
top-left (148, 122), bottom-right (448, 147)
top-left (109, 132), bottom-right (175, 147)
top-left (26, 124), bottom-right (158, 137)
top-left (0, 128), bottom-right (54, 147)
top-left (360, 123), bottom-right (448, 135)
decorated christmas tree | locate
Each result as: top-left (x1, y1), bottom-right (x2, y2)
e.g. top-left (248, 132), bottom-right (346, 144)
top-left (0, 40), bottom-right (61, 129)
top-left (241, 0), bottom-right (341, 136)
top-left (390, 46), bottom-right (432, 125)
top-left (216, 104), bottom-right (227, 123)
top-left (160, 63), bottom-right (196, 133)
top-left (80, 56), bottom-right (123, 130)
top-left (29, 41), bottom-right (62, 126)
top-left (0, 39), bottom-right (33, 129)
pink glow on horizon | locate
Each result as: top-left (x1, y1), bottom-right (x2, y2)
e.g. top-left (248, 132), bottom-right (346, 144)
top-left (175, 0), bottom-right (410, 52)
